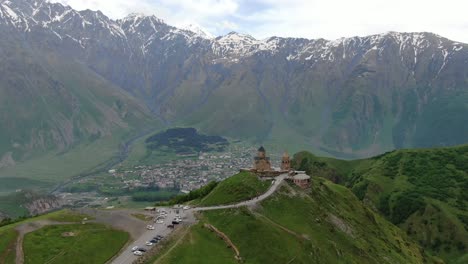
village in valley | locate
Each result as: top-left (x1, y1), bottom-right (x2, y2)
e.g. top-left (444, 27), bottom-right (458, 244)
top-left (56, 127), bottom-right (311, 208)
top-left (111, 145), bottom-right (263, 193)
top-left (57, 142), bottom-right (289, 208)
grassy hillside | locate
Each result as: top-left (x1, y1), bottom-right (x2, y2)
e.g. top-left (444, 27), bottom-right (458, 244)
top-left (0, 210), bottom-right (120, 264)
top-left (152, 178), bottom-right (438, 264)
top-left (293, 145), bottom-right (468, 263)
top-left (0, 210), bottom-right (93, 264)
top-left (198, 171), bottom-right (270, 206)
top-left (154, 224), bottom-right (238, 264)
top-left (23, 223), bottom-right (128, 264)
top-left (0, 34), bottom-right (160, 193)
top-left (0, 229), bottom-right (16, 264)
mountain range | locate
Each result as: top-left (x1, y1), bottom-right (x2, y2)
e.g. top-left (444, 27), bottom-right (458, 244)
top-left (0, 0), bottom-right (467, 165)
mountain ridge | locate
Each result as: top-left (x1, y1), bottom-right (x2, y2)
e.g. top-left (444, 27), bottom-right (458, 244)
top-left (292, 144), bottom-right (468, 263)
top-left (0, 0), bottom-right (467, 158)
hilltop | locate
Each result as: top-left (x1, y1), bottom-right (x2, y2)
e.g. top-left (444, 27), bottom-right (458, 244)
top-left (293, 145), bottom-right (468, 263)
top-left (147, 175), bottom-right (438, 264)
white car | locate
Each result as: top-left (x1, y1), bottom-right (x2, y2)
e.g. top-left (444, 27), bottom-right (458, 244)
top-left (146, 225), bottom-right (155, 230)
top-left (156, 220), bottom-right (164, 224)
top-left (133, 251), bottom-right (143, 256)
top-left (131, 246), bottom-right (139, 252)
top-left (145, 242), bottom-right (153, 246)
top-left (183, 206), bottom-right (190, 210)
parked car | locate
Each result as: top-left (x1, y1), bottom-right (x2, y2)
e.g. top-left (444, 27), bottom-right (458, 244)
top-left (146, 225), bottom-right (155, 230)
top-left (138, 248), bottom-right (147, 252)
top-left (150, 239), bottom-right (158, 243)
top-left (133, 251), bottom-right (143, 256)
top-left (156, 220), bottom-right (164, 224)
top-left (183, 206), bottom-right (190, 210)
top-left (131, 246), bottom-right (139, 252)
top-left (145, 242), bottom-right (153, 246)
top-left (172, 220), bottom-right (180, 225)
top-left (167, 224), bottom-right (174, 228)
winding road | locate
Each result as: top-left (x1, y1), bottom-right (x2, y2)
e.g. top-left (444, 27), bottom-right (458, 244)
top-left (110, 173), bottom-right (288, 264)
top-left (192, 173), bottom-right (288, 211)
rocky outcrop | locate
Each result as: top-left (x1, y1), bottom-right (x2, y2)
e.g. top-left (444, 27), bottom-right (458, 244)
top-left (0, 152), bottom-right (15, 168)
top-left (24, 196), bottom-right (65, 216)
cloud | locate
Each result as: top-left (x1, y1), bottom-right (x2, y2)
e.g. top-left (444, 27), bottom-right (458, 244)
top-left (51, 0), bottom-right (468, 43)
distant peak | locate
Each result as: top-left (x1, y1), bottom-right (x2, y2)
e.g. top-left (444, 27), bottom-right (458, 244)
top-left (121, 12), bottom-right (165, 25)
top-left (226, 31), bottom-right (253, 37)
top-left (182, 23), bottom-right (214, 39)
top-left (219, 31), bottom-right (257, 41)
top-left (126, 12), bottom-right (146, 18)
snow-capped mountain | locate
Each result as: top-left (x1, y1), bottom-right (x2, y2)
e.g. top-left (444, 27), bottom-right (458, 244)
top-left (1, 0), bottom-right (465, 65)
top-left (1, 0), bottom-right (467, 158)
top-left (182, 23), bottom-right (214, 39)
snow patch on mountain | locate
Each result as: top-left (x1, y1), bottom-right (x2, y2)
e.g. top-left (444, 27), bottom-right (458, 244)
top-left (0, 0), bottom-right (466, 64)
top-left (182, 23), bottom-right (213, 39)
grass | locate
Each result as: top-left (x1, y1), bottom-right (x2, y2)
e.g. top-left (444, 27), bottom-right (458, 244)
top-left (0, 210), bottom-right (91, 233)
top-left (46, 209), bottom-right (92, 223)
top-left (23, 223), bottom-right (128, 264)
top-left (157, 181), bottom-right (218, 206)
top-left (259, 181), bottom-right (428, 263)
top-left (198, 171), bottom-right (270, 206)
top-left (0, 197), bottom-right (29, 219)
top-left (0, 209), bottom-right (94, 262)
top-left (0, 178), bottom-right (51, 195)
top-left (155, 224), bottom-right (238, 264)
top-left (153, 179), bottom-right (437, 264)
top-left (0, 135), bottom-right (124, 183)
top-left (293, 144), bottom-right (468, 263)
top-left (0, 229), bottom-right (17, 264)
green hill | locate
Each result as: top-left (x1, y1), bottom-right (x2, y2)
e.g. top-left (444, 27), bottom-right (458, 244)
top-left (24, 223), bottom-right (128, 264)
top-left (293, 145), bottom-right (468, 263)
top-left (0, 229), bottom-right (16, 264)
top-left (0, 210), bottom-right (126, 264)
top-left (150, 177), bottom-right (439, 264)
top-left (198, 171), bottom-right (270, 206)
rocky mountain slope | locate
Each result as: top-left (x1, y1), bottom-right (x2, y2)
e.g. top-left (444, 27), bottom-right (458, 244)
top-left (1, 0), bottom-right (467, 158)
top-left (293, 145), bottom-right (468, 263)
top-left (0, 0), bottom-right (159, 166)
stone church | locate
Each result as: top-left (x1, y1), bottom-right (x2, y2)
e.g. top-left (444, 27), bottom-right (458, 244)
top-left (253, 146), bottom-right (272, 171)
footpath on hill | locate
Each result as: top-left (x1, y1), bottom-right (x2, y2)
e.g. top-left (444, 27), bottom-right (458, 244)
top-left (192, 173), bottom-right (288, 212)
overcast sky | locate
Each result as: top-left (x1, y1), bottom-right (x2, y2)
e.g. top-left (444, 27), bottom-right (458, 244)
top-left (53, 0), bottom-right (468, 43)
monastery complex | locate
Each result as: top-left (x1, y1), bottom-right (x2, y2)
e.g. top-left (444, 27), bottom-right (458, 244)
top-left (242, 146), bottom-right (310, 189)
